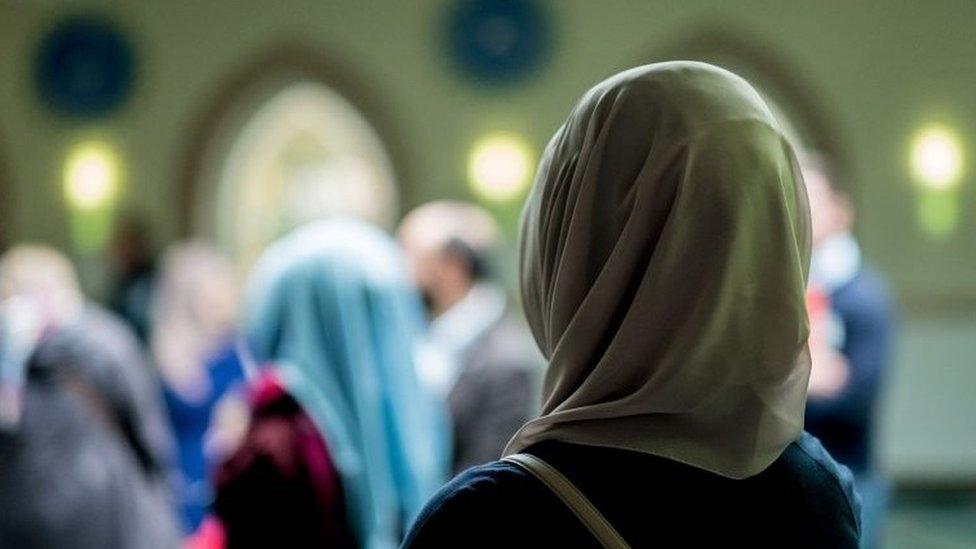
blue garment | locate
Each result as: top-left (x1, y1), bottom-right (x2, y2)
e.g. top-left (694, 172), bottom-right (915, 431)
top-left (163, 340), bottom-right (244, 533)
top-left (404, 433), bottom-right (861, 548)
top-left (806, 266), bottom-right (894, 549)
top-left (854, 473), bottom-right (890, 549)
top-left (244, 220), bottom-right (451, 549)
top-left (805, 267), bottom-right (895, 474)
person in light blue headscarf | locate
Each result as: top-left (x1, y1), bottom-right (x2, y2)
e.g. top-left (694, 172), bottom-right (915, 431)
top-left (215, 219), bottom-right (450, 549)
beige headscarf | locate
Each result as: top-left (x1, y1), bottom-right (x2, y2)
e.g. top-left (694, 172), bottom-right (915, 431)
top-left (506, 61), bottom-right (811, 479)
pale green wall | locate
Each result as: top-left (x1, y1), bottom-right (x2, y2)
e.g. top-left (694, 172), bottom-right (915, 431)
top-left (0, 0), bottom-right (973, 481)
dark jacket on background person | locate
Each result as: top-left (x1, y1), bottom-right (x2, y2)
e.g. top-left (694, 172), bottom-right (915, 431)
top-left (404, 434), bottom-right (861, 548)
top-left (35, 304), bottom-right (175, 480)
top-left (110, 259), bottom-right (156, 344)
top-left (449, 314), bottom-right (541, 474)
top-left (806, 268), bottom-right (894, 474)
top-left (0, 338), bottom-right (179, 548)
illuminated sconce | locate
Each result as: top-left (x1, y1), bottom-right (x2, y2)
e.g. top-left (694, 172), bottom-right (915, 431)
top-left (468, 132), bottom-right (533, 202)
top-left (63, 141), bottom-right (121, 252)
top-left (909, 125), bottom-right (966, 239)
top-left (910, 125), bottom-right (964, 191)
top-left (64, 141), bottom-right (120, 211)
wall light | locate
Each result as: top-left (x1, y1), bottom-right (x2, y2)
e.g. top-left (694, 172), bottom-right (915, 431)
top-left (468, 132), bottom-right (533, 202)
top-left (64, 141), bottom-right (120, 211)
top-left (910, 125), bottom-right (964, 190)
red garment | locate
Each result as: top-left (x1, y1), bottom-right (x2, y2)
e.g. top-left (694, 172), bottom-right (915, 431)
top-left (806, 287), bottom-right (831, 349)
top-left (214, 370), bottom-right (356, 548)
top-left (182, 516), bottom-right (225, 549)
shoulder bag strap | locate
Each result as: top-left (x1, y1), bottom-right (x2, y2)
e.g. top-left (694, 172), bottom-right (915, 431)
top-left (502, 453), bottom-right (630, 549)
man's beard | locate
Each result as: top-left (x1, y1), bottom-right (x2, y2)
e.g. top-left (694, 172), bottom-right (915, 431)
top-left (420, 289), bottom-right (436, 319)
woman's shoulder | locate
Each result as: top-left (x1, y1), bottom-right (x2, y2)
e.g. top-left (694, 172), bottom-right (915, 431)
top-left (404, 436), bottom-right (861, 547)
top-left (403, 460), bottom-right (543, 547)
top-left (788, 433), bottom-right (860, 501)
top-left (772, 432), bottom-right (862, 535)
top-left (413, 460), bottom-right (533, 514)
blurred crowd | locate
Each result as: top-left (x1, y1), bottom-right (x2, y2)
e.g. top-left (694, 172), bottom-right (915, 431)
top-left (0, 157), bottom-right (893, 548)
top-left (0, 199), bottom-right (543, 549)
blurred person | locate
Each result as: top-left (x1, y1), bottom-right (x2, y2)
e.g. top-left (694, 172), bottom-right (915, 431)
top-left (803, 153), bottom-right (895, 548)
top-left (110, 214), bottom-right (158, 343)
top-left (0, 247), bottom-right (179, 548)
top-left (398, 201), bottom-right (541, 474)
top-left (404, 62), bottom-right (860, 548)
top-left (0, 245), bottom-right (174, 482)
top-left (151, 243), bottom-right (247, 534)
top-left (214, 220), bottom-right (449, 548)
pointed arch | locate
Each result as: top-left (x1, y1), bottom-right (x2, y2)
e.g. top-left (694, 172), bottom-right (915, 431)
top-left (176, 45), bottom-right (410, 245)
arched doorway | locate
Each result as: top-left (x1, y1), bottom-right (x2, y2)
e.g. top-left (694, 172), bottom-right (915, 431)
top-left (180, 49), bottom-right (403, 267)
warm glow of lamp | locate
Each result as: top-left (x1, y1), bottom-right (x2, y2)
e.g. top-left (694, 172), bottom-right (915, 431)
top-left (910, 125), bottom-right (964, 190)
top-left (64, 142), bottom-right (119, 210)
top-left (468, 133), bottom-right (533, 202)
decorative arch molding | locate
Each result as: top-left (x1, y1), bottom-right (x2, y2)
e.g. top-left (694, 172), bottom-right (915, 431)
top-left (176, 44), bottom-right (410, 239)
top-left (654, 25), bottom-right (851, 184)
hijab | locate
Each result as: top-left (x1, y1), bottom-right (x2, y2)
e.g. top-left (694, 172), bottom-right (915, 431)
top-left (244, 219), bottom-right (449, 548)
top-left (506, 61), bottom-right (812, 479)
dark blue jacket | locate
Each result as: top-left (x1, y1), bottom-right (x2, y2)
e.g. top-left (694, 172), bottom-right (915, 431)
top-left (404, 434), bottom-right (860, 548)
top-left (806, 268), bottom-right (895, 473)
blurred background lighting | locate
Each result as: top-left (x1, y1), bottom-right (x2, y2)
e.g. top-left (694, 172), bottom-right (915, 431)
top-left (910, 125), bottom-right (964, 190)
top-left (64, 141), bottom-right (119, 211)
top-left (917, 188), bottom-right (960, 239)
top-left (468, 132), bottom-right (533, 202)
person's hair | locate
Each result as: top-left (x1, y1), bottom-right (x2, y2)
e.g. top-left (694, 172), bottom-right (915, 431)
top-left (443, 237), bottom-right (489, 281)
top-left (398, 200), bottom-right (501, 282)
top-left (115, 213), bottom-right (152, 242)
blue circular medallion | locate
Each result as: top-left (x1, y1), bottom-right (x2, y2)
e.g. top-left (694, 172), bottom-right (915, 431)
top-left (35, 16), bottom-right (135, 118)
top-left (446, 0), bottom-right (552, 85)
